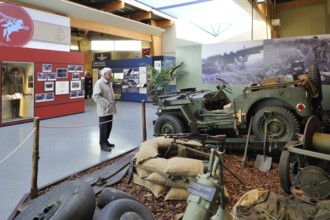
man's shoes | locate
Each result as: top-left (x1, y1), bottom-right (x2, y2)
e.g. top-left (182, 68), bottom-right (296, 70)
top-left (106, 141), bottom-right (115, 148)
top-left (100, 144), bottom-right (112, 152)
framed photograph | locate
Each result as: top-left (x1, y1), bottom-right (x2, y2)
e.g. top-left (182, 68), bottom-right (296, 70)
top-left (72, 72), bottom-right (80, 80)
top-left (68, 65), bottom-right (75, 72)
top-left (70, 81), bottom-right (81, 91)
top-left (37, 72), bottom-right (47, 81)
top-left (57, 68), bottom-right (68, 78)
top-left (42, 64), bottom-right (52, 72)
top-left (35, 93), bottom-right (45, 102)
top-left (70, 91), bottom-right (78, 99)
top-left (75, 65), bottom-right (83, 72)
top-left (77, 90), bottom-right (85, 98)
top-left (44, 82), bottom-right (54, 91)
top-left (45, 93), bottom-right (54, 101)
top-left (55, 81), bottom-right (69, 95)
top-left (2, 64), bottom-right (7, 73)
top-left (48, 72), bottom-right (57, 81)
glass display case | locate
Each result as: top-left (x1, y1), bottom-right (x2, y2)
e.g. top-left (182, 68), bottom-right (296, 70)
top-left (1, 61), bottom-right (34, 123)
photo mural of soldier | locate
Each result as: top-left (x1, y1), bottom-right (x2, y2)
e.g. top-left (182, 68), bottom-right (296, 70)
top-left (202, 34), bottom-right (330, 85)
top-left (263, 34), bottom-right (330, 84)
top-left (202, 40), bottom-right (264, 84)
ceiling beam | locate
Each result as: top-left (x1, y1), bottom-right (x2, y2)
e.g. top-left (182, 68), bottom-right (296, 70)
top-left (96, 1), bottom-right (125, 12)
top-left (70, 17), bottom-right (153, 42)
top-left (9, 0), bottom-right (164, 36)
top-left (128, 12), bottom-right (151, 21)
top-left (277, 0), bottom-right (326, 11)
top-left (156, 20), bottom-right (175, 29)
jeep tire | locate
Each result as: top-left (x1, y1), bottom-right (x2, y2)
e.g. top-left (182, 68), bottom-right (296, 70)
top-left (252, 106), bottom-right (300, 142)
top-left (154, 114), bottom-right (185, 135)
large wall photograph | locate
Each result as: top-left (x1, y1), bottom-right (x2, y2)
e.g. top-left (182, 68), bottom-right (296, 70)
top-left (264, 35), bottom-right (330, 84)
top-left (202, 34), bottom-right (330, 85)
top-left (202, 40), bottom-right (263, 84)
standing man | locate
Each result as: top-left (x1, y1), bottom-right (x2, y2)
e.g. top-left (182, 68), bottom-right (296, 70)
top-left (92, 67), bottom-right (117, 152)
top-left (84, 71), bottom-right (93, 99)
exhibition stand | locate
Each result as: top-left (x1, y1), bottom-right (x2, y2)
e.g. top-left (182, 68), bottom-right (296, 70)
top-left (92, 56), bottom-right (175, 102)
top-left (0, 46), bottom-right (85, 127)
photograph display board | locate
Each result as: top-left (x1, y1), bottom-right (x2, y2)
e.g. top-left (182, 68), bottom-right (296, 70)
top-left (0, 45), bottom-right (85, 125)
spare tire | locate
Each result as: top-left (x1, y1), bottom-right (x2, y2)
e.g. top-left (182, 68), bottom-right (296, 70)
top-left (99, 198), bottom-right (154, 220)
top-left (307, 64), bottom-right (322, 103)
top-left (252, 106), bottom-right (300, 142)
top-left (15, 180), bottom-right (95, 220)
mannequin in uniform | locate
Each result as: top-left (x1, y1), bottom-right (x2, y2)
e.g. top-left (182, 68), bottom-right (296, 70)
top-left (3, 68), bottom-right (23, 118)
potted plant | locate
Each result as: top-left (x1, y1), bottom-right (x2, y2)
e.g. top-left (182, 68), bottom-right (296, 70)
top-left (149, 61), bottom-right (187, 103)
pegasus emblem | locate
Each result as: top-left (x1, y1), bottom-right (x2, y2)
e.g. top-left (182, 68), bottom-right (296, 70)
top-left (0, 12), bottom-right (29, 42)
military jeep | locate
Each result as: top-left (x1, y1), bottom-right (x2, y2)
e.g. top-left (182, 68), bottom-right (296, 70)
top-left (153, 65), bottom-right (322, 142)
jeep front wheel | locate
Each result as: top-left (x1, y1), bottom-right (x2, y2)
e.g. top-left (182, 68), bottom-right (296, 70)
top-left (154, 114), bottom-right (185, 135)
top-left (252, 106), bottom-right (300, 142)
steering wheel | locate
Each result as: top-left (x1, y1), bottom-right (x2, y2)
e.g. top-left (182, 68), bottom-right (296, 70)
top-left (216, 77), bottom-right (232, 92)
top-left (209, 78), bottom-right (232, 101)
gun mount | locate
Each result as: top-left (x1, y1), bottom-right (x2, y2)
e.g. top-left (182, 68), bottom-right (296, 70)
top-left (279, 116), bottom-right (330, 203)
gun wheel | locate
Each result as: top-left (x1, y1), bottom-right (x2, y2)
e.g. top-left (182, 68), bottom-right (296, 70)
top-left (279, 149), bottom-right (304, 194)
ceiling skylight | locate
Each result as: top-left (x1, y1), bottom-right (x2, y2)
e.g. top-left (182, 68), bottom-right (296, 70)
top-left (136, 0), bottom-right (248, 37)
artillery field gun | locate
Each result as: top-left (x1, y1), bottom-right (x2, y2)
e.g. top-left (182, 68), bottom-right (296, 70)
top-left (279, 116), bottom-right (330, 203)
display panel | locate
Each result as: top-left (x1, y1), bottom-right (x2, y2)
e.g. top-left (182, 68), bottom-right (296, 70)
top-left (1, 61), bottom-right (34, 123)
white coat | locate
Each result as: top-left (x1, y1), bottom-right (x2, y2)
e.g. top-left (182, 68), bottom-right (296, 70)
top-left (92, 77), bottom-right (117, 117)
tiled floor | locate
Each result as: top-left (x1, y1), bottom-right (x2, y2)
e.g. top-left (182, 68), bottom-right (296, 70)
top-left (0, 100), bottom-right (158, 219)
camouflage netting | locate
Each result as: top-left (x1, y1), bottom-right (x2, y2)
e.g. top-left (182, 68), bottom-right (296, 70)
top-left (232, 188), bottom-right (330, 220)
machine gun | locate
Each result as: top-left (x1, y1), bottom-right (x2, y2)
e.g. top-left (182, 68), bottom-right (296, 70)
top-left (163, 133), bottom-right (226, 147)
top-left (160, 133), bottom-right (226, 158)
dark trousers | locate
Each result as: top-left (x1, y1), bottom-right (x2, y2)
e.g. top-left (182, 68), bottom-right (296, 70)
top-left (11, 99), bottom-right (20, 118)
top-left (99, 115), bottom-right (113, 145)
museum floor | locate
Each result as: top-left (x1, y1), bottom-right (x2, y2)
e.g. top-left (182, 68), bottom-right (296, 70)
top-left (0, 100), bottom-right (158, 219)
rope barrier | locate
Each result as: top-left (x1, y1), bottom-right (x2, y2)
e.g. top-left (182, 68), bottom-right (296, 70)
top-left (40, 106), bottom-right (143, 129)
top-left (0, 127), bottom-right (36, 165)
top-left (0, 101), bottom-right (153, 164)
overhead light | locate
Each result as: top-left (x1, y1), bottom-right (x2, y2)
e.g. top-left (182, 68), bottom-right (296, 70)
top-left (115, 40), bottom-right (141, 51)
top-left (70, 45), bottom-right (79, 51)
top-left (91, 40), bottom-right (114, 51)
top-left (271, 19), bottom-right (281, 27)
top-left (255, 0), bottom-right (267, 4)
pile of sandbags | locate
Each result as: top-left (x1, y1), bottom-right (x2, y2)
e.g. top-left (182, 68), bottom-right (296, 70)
top-left (132, 137), bottom-right (204, 201)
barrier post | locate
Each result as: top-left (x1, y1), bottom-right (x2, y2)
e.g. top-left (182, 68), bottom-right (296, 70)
top-left (31, 117), bottom-right (40, 199)
top-left (142, 100), bottom-right (147, 142)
